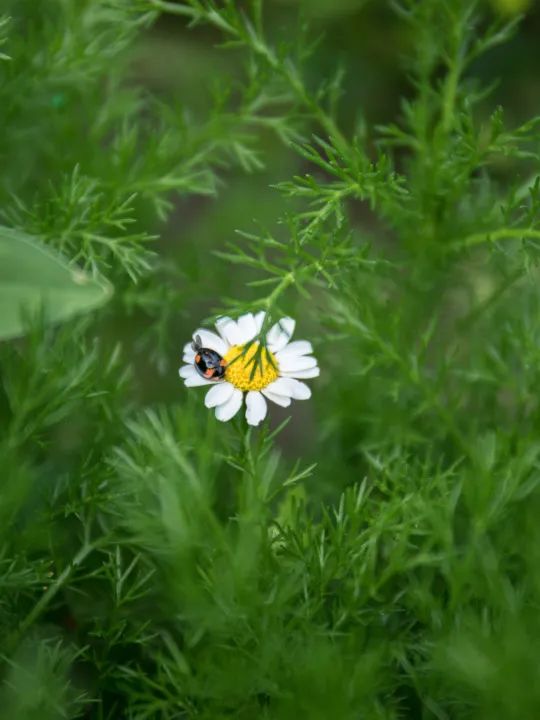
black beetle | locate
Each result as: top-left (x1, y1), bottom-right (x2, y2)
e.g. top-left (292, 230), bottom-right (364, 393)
top-left (192, 335), bottom-right (227, 381)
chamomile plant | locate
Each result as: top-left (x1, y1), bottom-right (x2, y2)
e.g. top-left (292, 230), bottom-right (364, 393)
top-left (2, 1), bottom-right (540, 719)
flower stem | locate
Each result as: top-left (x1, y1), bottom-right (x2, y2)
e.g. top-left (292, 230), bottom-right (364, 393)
top-left (263, 272), bottom-right (294, 311)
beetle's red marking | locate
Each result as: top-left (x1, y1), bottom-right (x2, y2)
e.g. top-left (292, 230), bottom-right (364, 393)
top-left (220, 358), bottom-right (227, 367)
top-left (195, 354), bottom-right (201, 364)
top-left (204, 368), bottom-right (214, 378)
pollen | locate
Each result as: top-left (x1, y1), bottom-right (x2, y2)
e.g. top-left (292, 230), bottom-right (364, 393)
top-left (224, 342), bottom-right (279, 391)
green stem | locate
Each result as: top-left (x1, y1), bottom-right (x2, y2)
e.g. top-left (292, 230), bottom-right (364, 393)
top-left (263, 271), bottom-right (294, 311)
top-left (233, 422), bottom-right (258, 517)
top-left (441, 60), bottom-right (460, 135)
top-left (449, 227), bottom-right (540, 251)
top-left (5, 541), bottom-right (97, 654)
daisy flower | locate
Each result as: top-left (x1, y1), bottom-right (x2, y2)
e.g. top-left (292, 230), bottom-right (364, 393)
top-left (179, 312), bottom-right (319, 426)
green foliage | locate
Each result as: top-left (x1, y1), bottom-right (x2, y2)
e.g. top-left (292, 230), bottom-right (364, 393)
top-left (2, 0), bottom-right (540, 718)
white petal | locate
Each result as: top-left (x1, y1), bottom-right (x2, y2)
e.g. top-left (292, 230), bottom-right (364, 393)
top-left (237, 313), bottom-right (258, 344)
top-left (278, 354), bottom-right (317, 372)
top-left (204, 382), bottom-right (235, 408)
top-left (179, 365), bottom-right (196, 379)
top-left (265, 377), bottom-right (296, 398)
top-left (215, 388), bottom-right (243, 422)
top-left (281, 366), bottom-right (320, 380)
top-left (245, 391), bottom-right (267, 426)
top-left (253, 311), bottom-right (266, 335)
top-left (183, 342), bottom-right (196, 363)
top-left (193, 329), bottom-right (228, 356)
top-left (185, 374), bottom-right (214, 387)
top-left (266, 317), bottom-right (295, 353)
top-left (288, 379), bottom-right (311, 400)
top-left (275, 340), bottom-right (313, 360)
top-left (215, 316), bottom-right (243, 346)
top-left (262, 390), bottom-right (292, 408)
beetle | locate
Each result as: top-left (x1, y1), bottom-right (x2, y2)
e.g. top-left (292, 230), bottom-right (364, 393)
top-left (192, 334), bottom-right (227, 381)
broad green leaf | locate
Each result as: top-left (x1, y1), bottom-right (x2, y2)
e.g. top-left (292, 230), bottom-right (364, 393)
top-left (0, 226), bottom-right (112, 340)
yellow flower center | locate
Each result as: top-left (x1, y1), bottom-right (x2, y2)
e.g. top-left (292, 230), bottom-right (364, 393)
top-left (224, 343), bottom-right (279, 392)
